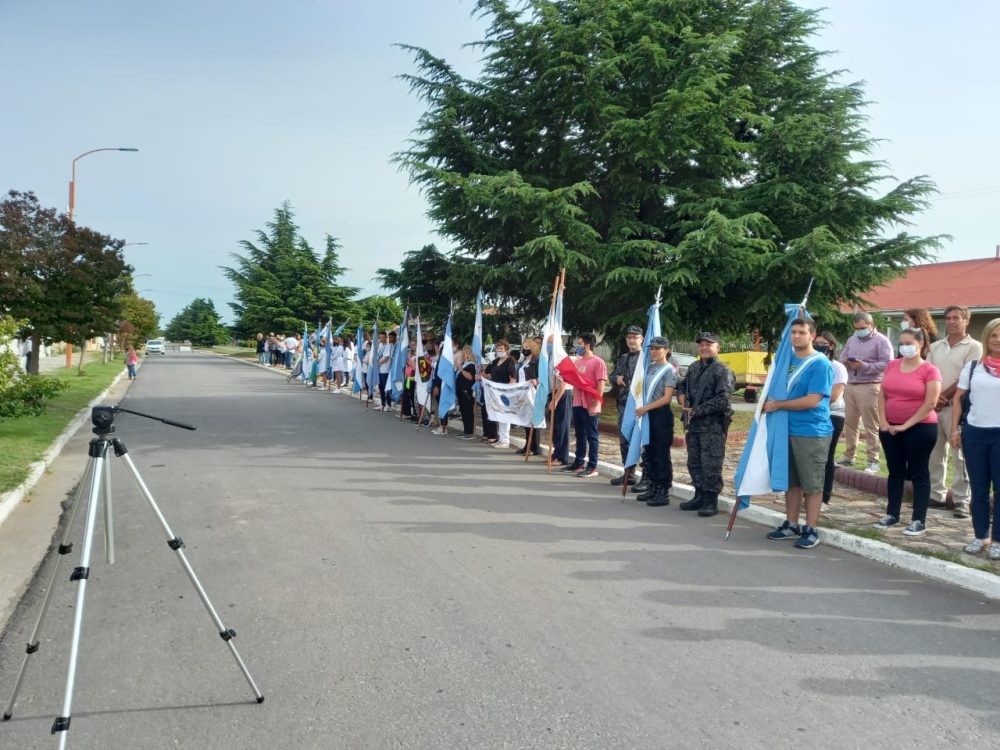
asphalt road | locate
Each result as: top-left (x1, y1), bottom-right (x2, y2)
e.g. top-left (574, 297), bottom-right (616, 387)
top-left (1, 352), bottom-right (998, 749)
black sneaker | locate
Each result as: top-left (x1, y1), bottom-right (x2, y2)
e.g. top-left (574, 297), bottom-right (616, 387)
top-left (902, 520), bottom-right (926, 537)
top-left (577, 467), bottom-right (600, 478)
top-left (610, 475), bottom-right (626, 486)
top-left (766, 520), bottom-right (801, 540)
top-left (561, 463), bottom-right (584, 473)
top-left (874, 515), bottom-right (899, 529)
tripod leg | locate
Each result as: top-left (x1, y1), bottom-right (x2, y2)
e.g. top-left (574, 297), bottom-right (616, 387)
top-left (3, 455), bottom-right (96, 721)
top-left (115, 448), bottom-right (264, 704)
top-left (103, 454), bottom-right (115, 565)
top-left (52, 442), bottom-right (109, 746)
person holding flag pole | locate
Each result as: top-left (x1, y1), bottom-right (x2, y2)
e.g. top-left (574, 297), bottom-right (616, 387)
top-left (434, 312), bottom-right (458, 436)
top-left (365, 319), bottom-right (380, 410)
top-left (526, 276), bottom-right (560, 461)
top-left (389, 310), bottom-right (410, 420)
top-left (730, 284), bottom-right (834, 549)
top-left (413, 317), bottom-right (432, 429)
top-left (545, 271), bottom-right (573, 472)
top-left (352, 324), bottom-right (366, 400)
top-left (619, 289), bottom-right (662, 501)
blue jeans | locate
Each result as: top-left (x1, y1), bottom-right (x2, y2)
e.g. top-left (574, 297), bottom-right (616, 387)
top-left (258, 352), bottom-right (268, 365)
top-left (962, 424), bottom-right (1000, 541)
top-left (572, 406), bottom-right (600, 469)
top-left (126, 364), bottom-right (137, 379)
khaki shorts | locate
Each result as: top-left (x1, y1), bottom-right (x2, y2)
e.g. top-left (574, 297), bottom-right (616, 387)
top-left (788, 435), bottom-right (832, 495)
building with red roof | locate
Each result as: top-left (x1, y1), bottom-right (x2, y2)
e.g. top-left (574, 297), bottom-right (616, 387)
top-left (852, 251), bottom-right (1000, 341)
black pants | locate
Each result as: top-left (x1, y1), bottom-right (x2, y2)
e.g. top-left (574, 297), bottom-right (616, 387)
top-left (880, 422), bottom-right (937, 522)
top-left (686, 428), bottom-right (726, 493)
top-left (618, 401), bottom-right (648, 473)
top-left (378, 373), bottom-right (391, 407)
top-left (480, 402), bottom-right (498, 440)
top-left (401, 384), bottom-right (414, 417)
top-left (646, 407), bottom-right (674, 487)
top-left (823, 415), bottom-right (846, 502)
top-left (523, 424), bottom-right (540, 453)
top-left (458, 389), bottom-right (476, 435)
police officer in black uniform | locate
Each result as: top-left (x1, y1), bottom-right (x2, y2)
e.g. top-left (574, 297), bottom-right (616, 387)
top-left (676, 332), bottom-right (735, 517)
top-left (609, 326), bottom-right (648, 489)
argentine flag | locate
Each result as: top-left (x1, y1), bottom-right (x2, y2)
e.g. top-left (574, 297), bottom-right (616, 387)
top-left (390, 310), bottom-right (410, 401)
top-left (437, 315), bottom-right (457, 419)
top-left (366, 319), bottom-right (379, 398)
top-left (734, 303), bottom-right (818, 509)
top-left (352, 324), bottom-right (364, 394)
top-left (621, 298), bottom-right (661, 470)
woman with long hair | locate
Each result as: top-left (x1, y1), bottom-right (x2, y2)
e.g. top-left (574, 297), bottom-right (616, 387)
top-left (515, 337), bottom-right (542, 456)
top-left (455, 345), bottom-right (478, 439)
top-left (875, 327), bottom-right (942, 536)
top-left (951, 318), bottom-right (1000, 559)
top-left (902, 308), bottom-right (939, 349)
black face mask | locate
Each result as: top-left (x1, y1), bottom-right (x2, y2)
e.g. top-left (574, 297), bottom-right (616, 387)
top-left (814, 344), bottom-right (830, 355)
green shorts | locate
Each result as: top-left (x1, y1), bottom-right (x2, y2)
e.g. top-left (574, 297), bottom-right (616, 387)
top-left (788, 435), bottom-right (832, 495)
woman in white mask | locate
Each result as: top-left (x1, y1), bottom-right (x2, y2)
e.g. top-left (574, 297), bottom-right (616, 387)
top-left (874, 328), bottom-right (942, 536)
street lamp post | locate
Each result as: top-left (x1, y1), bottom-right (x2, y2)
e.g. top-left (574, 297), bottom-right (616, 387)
top-left (68, 147), bottom-right (139, 222)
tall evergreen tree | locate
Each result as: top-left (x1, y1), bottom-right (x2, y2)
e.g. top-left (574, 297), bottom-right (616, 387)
top-left (397, 0), bottom-right (941, 345)
top-left (164, 298), bottom-right (229, 346)
top-left (222, 202), bottom-right (358, 337)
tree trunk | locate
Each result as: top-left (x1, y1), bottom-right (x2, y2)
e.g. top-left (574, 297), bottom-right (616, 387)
top-left (78, 336), bottom-right (88, 374)
top-left (28, 333), bottom-right (42, 375)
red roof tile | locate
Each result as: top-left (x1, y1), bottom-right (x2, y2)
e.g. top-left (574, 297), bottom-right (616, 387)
top-left (851, 257), bottom-right (1000, 313)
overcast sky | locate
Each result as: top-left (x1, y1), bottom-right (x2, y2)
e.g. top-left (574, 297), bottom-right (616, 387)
top-left (2, 0), bottom-right (997, 326)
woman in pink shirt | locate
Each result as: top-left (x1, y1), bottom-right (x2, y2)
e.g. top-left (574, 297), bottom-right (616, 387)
top-left (874, 328), bottom-right (942, 536)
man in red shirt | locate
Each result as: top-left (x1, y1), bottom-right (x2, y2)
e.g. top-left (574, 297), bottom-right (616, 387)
top-left (562, 332), bottom-right (608, 478)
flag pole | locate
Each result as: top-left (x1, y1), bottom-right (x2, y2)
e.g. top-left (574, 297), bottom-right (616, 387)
top-left (546, 269), bottom-right (565, 473)
top-left (530, 273), bottom-right (559, 463)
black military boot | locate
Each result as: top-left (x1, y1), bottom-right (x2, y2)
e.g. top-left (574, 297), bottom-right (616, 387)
top-left (637, 482), bottom-right (660, 502)
top-left (646, 484), bottom-right (670, 507)
top-left (680, 488), bottom-right (705, 511)
top-left (697, 491), bottom-right (719, 517)
top-left (630, 478), bottom-right (651, 495)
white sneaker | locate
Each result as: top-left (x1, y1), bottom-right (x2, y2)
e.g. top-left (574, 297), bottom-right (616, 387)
top-left (492, 442), bottom-right (510, 449)
top-left (331, 388), bottom-right (342, 394)
top-left (431, 427), bottom-right (446, 435)
top-left (864, 462), bottom-right (881, 474)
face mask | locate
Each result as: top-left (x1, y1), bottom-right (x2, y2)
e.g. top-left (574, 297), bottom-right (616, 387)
top-left (900, 321), bottom-right (910, 331)
top-left (855, 328), bottom-right (872, 339)
top-left (813, 344), bottom-right (830, 355)
top-left (575, 346), bottom-right (585, 356)
top-left (546, 343), bottom-right (554, 356)
top-left (898, 344), bottom-right (918, 359)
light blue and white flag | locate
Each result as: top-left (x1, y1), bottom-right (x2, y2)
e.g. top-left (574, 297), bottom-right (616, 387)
top-left (321, 319), bottom-right (333, 378)
top-left (531, 295), bottom-right (555, 429)
top-left (298, 323), bottom-right (310, 382)
top-left (734, 303), bottom-right (819, 509)
top-left (472, 289), bottom-right (484, 403)
top-left (366, 319), bottom-right (380, 398)
top-left (437, 315), bottom-right (457, 420)
top-left (332, 319), bottom-right (348, 337)
top-left (390, 310), bottom-right (410, 401)
top-left (621, 294), bottom-right (661, 469)
top-left (352, 323), bottom-right (365, 394)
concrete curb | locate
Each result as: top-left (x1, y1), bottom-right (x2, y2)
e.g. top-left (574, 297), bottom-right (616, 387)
top-left (0, 368), bottom-right (129, 530)
top-left (223, 353), bottom-right (1000, 602)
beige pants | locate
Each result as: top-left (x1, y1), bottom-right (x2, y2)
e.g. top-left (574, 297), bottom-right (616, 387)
top-left (844, 382), bottom-right (881, 464)
top-left (928, 405), bottom-right (970, 505)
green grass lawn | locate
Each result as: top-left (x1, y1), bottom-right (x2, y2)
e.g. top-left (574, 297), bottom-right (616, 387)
top-left (0, 358), bottom-right (124, 494)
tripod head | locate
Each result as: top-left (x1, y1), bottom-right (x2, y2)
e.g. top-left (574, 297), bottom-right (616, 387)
top-left (91, 405), bottom-right (197, 436)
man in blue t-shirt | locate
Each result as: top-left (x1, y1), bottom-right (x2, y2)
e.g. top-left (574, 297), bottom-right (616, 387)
top-left (762, 318), bottom-right (834, 549)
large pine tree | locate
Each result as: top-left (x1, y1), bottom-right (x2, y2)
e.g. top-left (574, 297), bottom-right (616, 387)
top-left (397, 0), bottom-right (941, 344)
top-left (223, 202), bottom-right (358, 337)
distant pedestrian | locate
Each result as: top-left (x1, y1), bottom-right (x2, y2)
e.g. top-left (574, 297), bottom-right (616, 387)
top-left (839, 312), bottom-right (893, 473)
top-left (125, 346), bottom-right (138, 380)
top-left (256, 333), bottom-right (266, 365)
top-left (813, 332), bottom-right (848, 504)
top-left (633, 336), bottom-right (676, 507)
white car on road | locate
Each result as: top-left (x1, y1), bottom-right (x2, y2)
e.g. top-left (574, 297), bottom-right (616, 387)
top-left (146, 339), bottom-right (166, 355)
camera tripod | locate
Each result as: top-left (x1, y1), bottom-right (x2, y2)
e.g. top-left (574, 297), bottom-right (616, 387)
top-left (3, 405), bottom-right (263, 748)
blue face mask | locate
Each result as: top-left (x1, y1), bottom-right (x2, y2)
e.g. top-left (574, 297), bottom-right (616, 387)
top-left (855, 328), bottom-right (872, 339)
top-left (546, 343), bottom-right (554, 357)
top-left (575, 346), bottom-right (585, 356)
